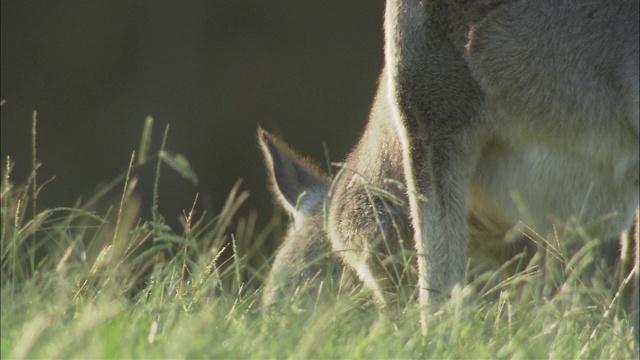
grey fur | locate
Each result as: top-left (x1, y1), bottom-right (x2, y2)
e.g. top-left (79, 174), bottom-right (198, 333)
top-left (260, 0), bottom-right (639, 335)
top-left (379, 0), bottom-right (639, 333)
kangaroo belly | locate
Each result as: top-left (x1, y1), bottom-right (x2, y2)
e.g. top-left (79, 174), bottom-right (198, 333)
top-left (467, 0), bottom-right (639, 196)
top-left (469, 142), bottom-right (639, 248)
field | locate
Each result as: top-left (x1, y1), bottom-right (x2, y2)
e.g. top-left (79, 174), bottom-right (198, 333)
top-left (1, 118), bottom-right (637, 359)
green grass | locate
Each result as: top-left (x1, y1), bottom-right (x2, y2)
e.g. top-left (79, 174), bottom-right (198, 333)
top-left (1, 117), bottom-right (637, 359)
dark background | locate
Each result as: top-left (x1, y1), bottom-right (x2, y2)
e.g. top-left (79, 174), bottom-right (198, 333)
top-left (1, 1), bottom-right (385, 256)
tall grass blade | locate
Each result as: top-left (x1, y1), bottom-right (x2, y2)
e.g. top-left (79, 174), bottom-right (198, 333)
top-left (138, 116), bottom-right (153, 165)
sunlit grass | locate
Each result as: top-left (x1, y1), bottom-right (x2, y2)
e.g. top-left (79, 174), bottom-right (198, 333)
top-left (1, 116), bottom-right (637, 359)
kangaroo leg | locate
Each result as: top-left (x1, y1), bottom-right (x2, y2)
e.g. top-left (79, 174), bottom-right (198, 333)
top-left (621, 207), bottom-right (639, 335)
top-left (384, 0), bottom-right (485, 333)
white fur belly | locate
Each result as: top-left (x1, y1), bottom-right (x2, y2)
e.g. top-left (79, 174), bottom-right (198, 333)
top-left (470, 142), bottom-right (639, 244)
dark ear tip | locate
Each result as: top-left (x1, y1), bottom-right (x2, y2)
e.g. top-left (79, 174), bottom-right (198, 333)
top-left (257, 126), bottom-right (276, 147)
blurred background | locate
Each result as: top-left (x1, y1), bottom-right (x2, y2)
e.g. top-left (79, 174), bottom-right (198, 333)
top-left (1, 1), bottom-right (385, 257)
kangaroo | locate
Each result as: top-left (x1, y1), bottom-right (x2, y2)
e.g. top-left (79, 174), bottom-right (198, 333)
top-left (375, 0), bottom-right (639, 333)
top-left (260, 0), bottom-right (639, 334)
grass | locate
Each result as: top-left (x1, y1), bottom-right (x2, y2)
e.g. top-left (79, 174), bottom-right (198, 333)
top-left (1, 116), bottom-right (638, 359)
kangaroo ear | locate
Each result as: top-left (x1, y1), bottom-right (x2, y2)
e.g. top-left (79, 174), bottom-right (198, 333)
top-left (258, 126), bottom-right (331, 217)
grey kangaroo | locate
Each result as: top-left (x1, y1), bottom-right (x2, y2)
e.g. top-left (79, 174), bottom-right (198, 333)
top-left (261, 0), bottom-right (639, 333)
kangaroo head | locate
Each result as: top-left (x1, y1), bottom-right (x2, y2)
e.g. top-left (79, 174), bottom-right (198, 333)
top-left (258, 127), bottom-right (344, 306)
